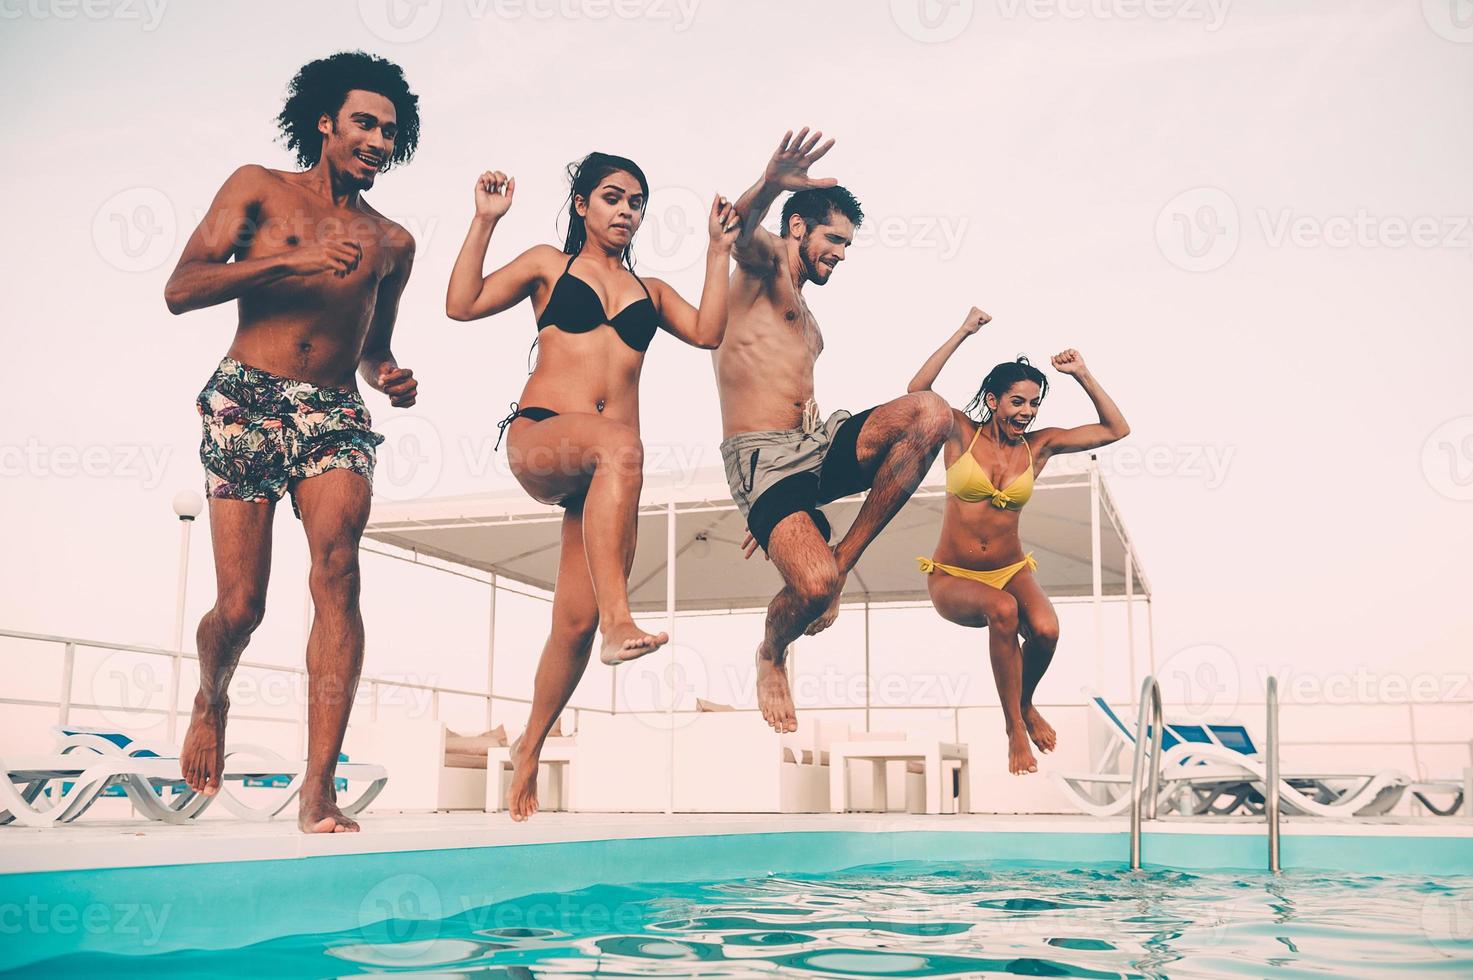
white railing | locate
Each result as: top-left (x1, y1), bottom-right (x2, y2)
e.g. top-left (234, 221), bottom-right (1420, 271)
top-left (0, 627), bottom-right (601, 751)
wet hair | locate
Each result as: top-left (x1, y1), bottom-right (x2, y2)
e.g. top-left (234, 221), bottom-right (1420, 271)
top-left (965, 356), bottom-right (1049, 423)
top-left (559, 152), bottom-right (650, 268)
top-left (275, 51), bottom-right (421, 170)
top-left (780, 186), bottom-right (864, 238)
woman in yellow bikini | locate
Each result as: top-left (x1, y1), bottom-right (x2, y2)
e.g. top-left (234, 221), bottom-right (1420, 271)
top-left (909, 307), bottom-right (1130, 775)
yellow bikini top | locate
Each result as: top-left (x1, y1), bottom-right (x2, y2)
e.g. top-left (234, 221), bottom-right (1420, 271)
top-left (945, 424), bottom-right (1035, 509)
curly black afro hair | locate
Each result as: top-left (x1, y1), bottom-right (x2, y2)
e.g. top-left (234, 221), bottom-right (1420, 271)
top-left (275, 51), bottom-right (421, 170)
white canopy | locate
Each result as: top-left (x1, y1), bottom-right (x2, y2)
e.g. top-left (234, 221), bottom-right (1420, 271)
top-left (364, 453), bottom-right (1149, 613)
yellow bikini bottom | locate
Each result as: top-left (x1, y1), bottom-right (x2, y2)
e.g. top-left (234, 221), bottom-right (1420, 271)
top-left (916, 552), bottom-right (1038, 590)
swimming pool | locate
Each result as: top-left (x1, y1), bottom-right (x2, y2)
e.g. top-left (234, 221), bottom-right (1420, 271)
top-left (10, 858), bottom-right (1473, 977)
top-left (3, 818), bottom-right (1472, 974)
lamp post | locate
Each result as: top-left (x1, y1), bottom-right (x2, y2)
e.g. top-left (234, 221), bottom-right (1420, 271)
top-left (167, 490), bottom-right (203, 741)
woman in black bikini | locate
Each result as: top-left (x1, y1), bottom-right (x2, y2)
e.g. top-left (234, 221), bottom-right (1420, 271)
top-left (446, 153), bottom-right (739, 820)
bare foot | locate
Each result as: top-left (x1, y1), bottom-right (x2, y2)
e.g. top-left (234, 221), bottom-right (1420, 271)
top-left (1007, 731), bottom-right (1038, 775)
top-left (180, 693), bottom-right (228, 795)
top-left (298, 789), bottom-right (361, 833)
top-left (599, 620), bottom-right (670, 665)
top-left (1023, 705), bottom-right (1056, 753)
top-left (507, 737), bottom-right (540, 822)
top-left (756, 653), bottom-right (798, 733)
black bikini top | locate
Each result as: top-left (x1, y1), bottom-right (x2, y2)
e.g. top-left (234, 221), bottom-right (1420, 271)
top-left (536, 252), bottom-right (660, 353)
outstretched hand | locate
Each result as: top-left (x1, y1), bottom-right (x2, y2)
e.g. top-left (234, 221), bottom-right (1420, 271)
top-left (1051, 348), bottom-right (1087, 376)
top-left (378, 364), bottom-right (418, 407)
top-left (475, 170), bottom-right (515, 220)
top-left (960, 306), bottom-right (992, 335)
top-left (709, 194), bottom-right (741, 248)
top-left (764, 128), bottom-right (838, 192)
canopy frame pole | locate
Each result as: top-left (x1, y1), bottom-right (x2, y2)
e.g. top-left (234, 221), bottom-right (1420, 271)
top-left (487, 573), bottom-right (497, 729)
top-left (666, 500), bottom-right (677, 816)
top-left (863, 598), bottom-right (872, 732)
top-left (1090, 455), bottom-right (1104, 691)
top-left (1125, 545), bottom-right (1136, 698)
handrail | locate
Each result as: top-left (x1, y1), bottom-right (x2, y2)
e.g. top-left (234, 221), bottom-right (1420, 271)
top-left (1128, 675), bottom-right (1164, 870)
top-left (1266, 675), bottom-right (1281, 873)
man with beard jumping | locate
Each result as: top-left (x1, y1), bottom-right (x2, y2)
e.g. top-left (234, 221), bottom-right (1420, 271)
top-left (713, 129), bottom-right (951, 733)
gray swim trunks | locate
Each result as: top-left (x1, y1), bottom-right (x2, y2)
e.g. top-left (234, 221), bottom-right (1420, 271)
top-left (719, 405), bottom-right (876, 551)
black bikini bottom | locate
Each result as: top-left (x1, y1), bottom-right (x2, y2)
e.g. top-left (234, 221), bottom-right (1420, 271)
top-left (494, 404), bottom-right (581, 509)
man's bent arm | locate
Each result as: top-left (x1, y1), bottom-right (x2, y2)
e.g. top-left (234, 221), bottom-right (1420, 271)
top-left (731, 170), bottom-right (784, 273)
top-left (164, 165), bottom-right (297, 315)
top-left (358, 234), bottom-right (416, 387)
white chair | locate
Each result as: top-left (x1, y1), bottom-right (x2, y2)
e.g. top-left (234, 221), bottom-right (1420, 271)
top-left (3, 730), bottom-right (387, 828)
top-left (1050, 690), bottom-right (1410, 818)
top-left (485, 738), bottom-right (576, 813)
top-left (349, 719), bottom-right (493, 812)
top-left (829, 737), bottom-right (970, 815)
top-left (672, 712), bottom-right (828, 813)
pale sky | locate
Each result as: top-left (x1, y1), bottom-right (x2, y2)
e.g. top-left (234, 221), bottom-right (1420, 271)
top-left (2, 0), bottom-right (1471, 749)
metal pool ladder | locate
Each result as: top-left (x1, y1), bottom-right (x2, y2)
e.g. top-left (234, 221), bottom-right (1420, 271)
top-left (1127, 674), bottom-right (1284, 873)
top-left (1128, 676), bottom-right (1164, 870)
top-left (1266, 675), bottom-right (1281, 873)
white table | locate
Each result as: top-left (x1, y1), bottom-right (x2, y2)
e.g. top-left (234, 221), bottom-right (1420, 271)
top-left (828, 741), bottom-right (970, 815)
top-left (485, 740), bottom-right (576, 813)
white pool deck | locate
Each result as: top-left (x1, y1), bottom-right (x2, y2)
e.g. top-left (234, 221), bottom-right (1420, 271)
top-left (3, 810), bottom-right (1471, 876)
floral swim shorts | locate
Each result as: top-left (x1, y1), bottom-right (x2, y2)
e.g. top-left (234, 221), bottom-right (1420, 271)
top-left (196, 357), bottom-right (384, 518)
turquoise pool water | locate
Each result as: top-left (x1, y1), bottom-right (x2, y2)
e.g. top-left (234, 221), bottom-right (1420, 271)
top-left (13, 859), bottom-right (1473, 977)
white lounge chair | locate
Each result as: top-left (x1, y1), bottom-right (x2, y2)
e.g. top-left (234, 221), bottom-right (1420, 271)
top-left (1, 727), bottom-right (387, 828)
top-left (1050, 691), bottom-right (1409, 818)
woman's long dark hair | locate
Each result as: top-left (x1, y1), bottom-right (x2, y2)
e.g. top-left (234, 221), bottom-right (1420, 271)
top-left (964, 356), bottom-right (1049, 423)
top-left (559, 152), bottom-right (649, 269)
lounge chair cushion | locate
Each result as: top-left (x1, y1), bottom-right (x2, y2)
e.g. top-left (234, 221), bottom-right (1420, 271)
top-left (444, 726), bottom-right (508, 769)
top-left (696, 698), bottom-right (736, 712)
